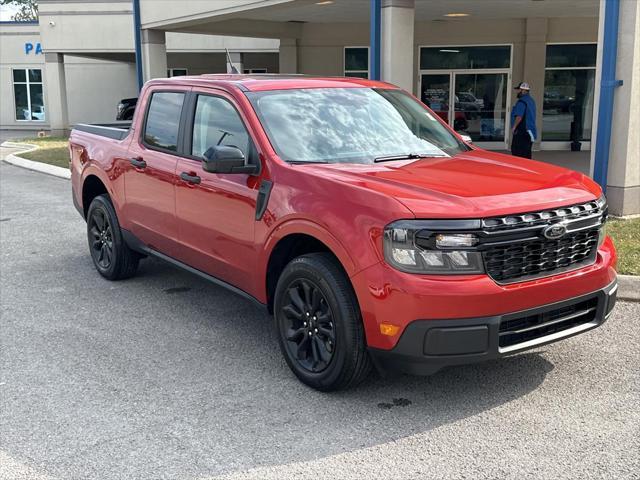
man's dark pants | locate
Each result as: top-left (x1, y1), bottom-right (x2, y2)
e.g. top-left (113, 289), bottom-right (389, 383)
top-left (511, 132), bottom-right (532, 159)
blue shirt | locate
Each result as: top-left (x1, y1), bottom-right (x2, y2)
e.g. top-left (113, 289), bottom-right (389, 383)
top-left (511, 94), bottom-right (537, 140)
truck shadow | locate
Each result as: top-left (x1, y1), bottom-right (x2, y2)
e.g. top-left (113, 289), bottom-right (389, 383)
top-left (4, 255), bottom-right (555, 480)
top-left (119, 258), bottom-right (555, 476)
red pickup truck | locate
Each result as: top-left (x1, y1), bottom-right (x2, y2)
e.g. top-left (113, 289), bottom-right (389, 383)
top-left (70, 75), bottom-right (617, 391)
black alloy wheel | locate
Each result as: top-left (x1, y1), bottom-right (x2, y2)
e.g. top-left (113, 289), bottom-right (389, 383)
top-left (89, 208), bottom-right (114, 269)
top-left (274, 253), bottom-right (372, 391)
top-left (86, 194), bottom-right (140, 280)
top-left (281, 278), bottom-right (337, 373)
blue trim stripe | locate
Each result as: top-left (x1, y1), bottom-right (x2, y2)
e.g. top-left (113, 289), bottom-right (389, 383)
top-left (370, 0), bottom-right (381, 80)
top-left (593, 0), bottom-right (622, 192)
top-left (0, 20), bottom-right (39, 25)
top-left (132, 0), bottom-right (144, 92)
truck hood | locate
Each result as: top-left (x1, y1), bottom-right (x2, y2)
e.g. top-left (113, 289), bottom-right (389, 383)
top-left (300, 150), bottom-right (601, 218)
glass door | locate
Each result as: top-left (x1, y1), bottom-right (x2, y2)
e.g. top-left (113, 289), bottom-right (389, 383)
top-left (420, 74), bottom-right (451, 126)
top-left (453, 72), bottom-right (508, 145)
top-left (420, 70), bottom-right (511, 149)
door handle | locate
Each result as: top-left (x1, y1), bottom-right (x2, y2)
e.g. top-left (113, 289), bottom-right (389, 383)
top-left (130, 157), bottom-right (146, 169)
top-left (180, 172), bottom-right (201, 185)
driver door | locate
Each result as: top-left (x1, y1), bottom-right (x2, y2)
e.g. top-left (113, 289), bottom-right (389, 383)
top-left (173, 91), bottom-right (261, 289)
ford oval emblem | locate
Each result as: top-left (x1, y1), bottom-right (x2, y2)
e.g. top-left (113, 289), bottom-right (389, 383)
top-left (543, 223), bottom-right (568, 240)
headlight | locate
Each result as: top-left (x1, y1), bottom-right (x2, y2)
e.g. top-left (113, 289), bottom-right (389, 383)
top-left (383, 221), bottom-right (484, 274)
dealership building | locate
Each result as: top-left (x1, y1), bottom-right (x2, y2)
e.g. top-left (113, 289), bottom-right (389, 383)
top-left (0, 0), bottom-right (638, 216)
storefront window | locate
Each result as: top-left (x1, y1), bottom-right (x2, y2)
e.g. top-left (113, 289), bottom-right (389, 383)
top-left (344, 47), bottom-right (369, 79)
top-left (542, 44), bottom-right (596, 142)
top-left (13, 68), bottom-right (45, 121)
top-left (420, 46), bottom-right (511, 70)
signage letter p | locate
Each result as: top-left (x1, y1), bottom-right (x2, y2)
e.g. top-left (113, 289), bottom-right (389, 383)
top-left (25, 43), bottom-right (34, 55)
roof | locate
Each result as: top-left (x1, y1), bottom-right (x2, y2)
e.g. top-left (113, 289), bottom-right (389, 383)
top-left (147, 74), bottom-right (398, 92)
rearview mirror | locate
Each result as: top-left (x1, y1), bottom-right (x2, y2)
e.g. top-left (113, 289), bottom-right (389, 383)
top-left (202, 145), bottom-right (257, 174)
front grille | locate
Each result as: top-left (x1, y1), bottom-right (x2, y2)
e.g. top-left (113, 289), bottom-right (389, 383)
top-left (484, 229), bottom-right (600, 283)
top-left (499, 297), bottom-right (598, 349)
top-left (478, 199), bottom-right (606, 283)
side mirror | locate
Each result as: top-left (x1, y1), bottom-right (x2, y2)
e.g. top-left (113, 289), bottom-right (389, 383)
top-left (202, 145), bottom-right (257, 174)
top-left (458, 133), bottom-right (473, 144)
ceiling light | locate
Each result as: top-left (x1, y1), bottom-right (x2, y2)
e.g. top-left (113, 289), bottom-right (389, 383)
top-left (439, 49), bottom-right (460, 53)
top-left (315, 1), bottom-right (334, 4)
top-left (444, 13), bottom-right (470, 17)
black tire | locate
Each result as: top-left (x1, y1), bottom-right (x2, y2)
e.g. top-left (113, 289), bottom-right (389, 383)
top-left (86, 194), bottom-right (139, 280)
top-left (274, 253), bottom-right (372, 391)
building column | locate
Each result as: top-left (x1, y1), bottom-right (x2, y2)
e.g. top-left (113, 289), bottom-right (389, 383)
top-left (381, 0), bottom-right (414, 92)
top-left (141, 29), bottom-right (167, 82)
top-left (522, 18), bottom-right (548, 151)
top-left (44, 53), bottom-right (69, 135)
top-left (601, 0), bottom-right (640, 215)
top-left (227, 52), bottom-right (244, 74)
top-left (279, 38), bottom-right (298, 74)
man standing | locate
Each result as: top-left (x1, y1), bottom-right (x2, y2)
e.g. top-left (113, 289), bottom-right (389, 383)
top-left (510, 82), bottom-right (537, 159)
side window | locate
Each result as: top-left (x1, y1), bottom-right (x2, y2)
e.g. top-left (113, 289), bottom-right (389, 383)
top-left (191, 95), bottom-right (251, 160)
top-left (143, 92), bottom-right (185, 152)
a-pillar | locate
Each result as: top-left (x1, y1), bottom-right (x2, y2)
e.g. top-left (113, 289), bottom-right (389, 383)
top-left (44, 53), bottom-right (69, 135)
top-left (380, 0), bottom-right (414, 92)
top-left (141, 29), bottom-right (167, 81)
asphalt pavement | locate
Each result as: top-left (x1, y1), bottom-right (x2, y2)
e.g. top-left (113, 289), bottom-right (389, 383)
top-left (0, 161), bottom-right (638, 480)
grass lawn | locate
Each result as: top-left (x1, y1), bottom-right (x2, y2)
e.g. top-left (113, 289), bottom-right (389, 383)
top-left (14, 136), bottom-right (69, 169)
top-left (607, 217), bottom-right (640, 276)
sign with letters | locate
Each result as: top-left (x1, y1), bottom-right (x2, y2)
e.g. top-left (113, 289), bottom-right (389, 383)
top-left (25, 42), bottom-right (43, 55)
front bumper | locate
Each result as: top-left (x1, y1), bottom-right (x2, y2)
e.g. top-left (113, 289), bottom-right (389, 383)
top-left (368, 279), bottom-right (617, 376)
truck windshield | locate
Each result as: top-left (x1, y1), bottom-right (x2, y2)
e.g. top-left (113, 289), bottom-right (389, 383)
top-left (246, 87), bottom-right (468, 164)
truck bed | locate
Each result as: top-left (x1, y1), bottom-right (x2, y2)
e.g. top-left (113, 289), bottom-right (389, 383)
top-left (73, 122), bottom-right (132, 141)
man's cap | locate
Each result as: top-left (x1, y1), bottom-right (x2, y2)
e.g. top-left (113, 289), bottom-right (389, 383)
top-left (515, 82), bottom-right (531, 91)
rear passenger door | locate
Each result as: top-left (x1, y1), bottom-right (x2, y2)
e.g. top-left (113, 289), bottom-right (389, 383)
top-left (124, 88), bottom-right (189, 256)
top-left (173, 91), bottom-right (261, 290)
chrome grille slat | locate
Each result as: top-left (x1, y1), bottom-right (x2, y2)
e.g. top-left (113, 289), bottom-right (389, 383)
top-left (499, 307), bottom-right (596, 336)
top-left (498, 297), bottom-right (599, 349)
top-left (482, 200), bottom-right (604, 232)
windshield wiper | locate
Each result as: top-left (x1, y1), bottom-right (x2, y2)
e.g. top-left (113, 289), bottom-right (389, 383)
top-left (374, 153), bottom-right (445, 163)
top-left (288, 160), bottom-right (330, 164)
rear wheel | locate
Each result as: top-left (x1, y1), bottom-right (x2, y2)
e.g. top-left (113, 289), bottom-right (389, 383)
top-left (86, 194), bottom-right (139, 280)
top-left (274, 253), bottom-right (371, 391)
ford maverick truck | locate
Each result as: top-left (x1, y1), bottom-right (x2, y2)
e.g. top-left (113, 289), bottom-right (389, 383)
top-left (70, 75), bottom-right (617, 391)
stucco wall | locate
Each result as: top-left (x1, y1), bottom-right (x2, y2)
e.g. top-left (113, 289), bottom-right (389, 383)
top-left (64, 56), bottom-right (138, 125)
top-left (0, 24), bottom-right (46, 129)
top-left (294, 17), bottom-right (598, 95)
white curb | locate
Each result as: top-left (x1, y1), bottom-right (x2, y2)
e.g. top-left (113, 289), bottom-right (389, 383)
top-left (1, 141), bottom-right (70, 180)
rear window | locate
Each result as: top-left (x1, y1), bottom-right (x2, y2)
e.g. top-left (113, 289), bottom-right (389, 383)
top-left (143, 92), bottom-right (185, 152)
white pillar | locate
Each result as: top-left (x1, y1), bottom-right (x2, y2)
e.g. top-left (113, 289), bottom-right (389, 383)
top-left (522, 18), bottom-right (548, 151)
top-left (381, 0), bottom-right (414, 92)
top-left (44, 53), bottom-right (69, 135)
top-left (141, 29), bottom-right (167, 82)
top-left (605, 0), bottom-right (640, 215)
top-left (279, 38), bottom-right (298, 74)
top-left (227, 52), bottom-right (244, 74)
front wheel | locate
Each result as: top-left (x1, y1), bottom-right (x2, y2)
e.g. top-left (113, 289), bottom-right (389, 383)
top-left (274, 253), bottom-right (371, 391)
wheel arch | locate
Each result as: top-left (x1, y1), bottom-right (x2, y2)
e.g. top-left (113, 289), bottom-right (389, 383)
top-left (81, 174), bottom-right (109, 218)
top-left (262, 222), bottom-right (357, 313)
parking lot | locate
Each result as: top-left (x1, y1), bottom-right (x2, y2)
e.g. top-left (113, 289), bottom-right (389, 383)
top-left (1, 160), bottom-right (639, 480)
